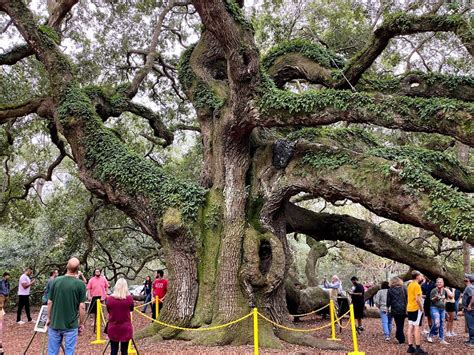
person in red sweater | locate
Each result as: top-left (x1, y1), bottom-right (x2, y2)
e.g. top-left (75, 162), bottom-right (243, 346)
top-left (151, 270), bottom-right (168, 320)
top-left (106, 278), bottom-right (134, 355)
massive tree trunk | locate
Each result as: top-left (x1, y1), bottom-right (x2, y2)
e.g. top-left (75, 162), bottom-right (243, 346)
top-left (1, 0), bottom-right (472, 350)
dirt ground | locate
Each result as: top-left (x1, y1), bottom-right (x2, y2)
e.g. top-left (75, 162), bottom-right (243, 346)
top-left (2, 305), bottom-right (473, 354)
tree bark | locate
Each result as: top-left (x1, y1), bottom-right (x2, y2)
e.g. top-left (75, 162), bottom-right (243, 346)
top-left (457, 141), bottom-right (472, 274)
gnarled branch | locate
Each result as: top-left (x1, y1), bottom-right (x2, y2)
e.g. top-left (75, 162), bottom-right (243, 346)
top-left (254, 140), bottom-right (473, 244)
top-left (337, 13), bottom-right (473, 88)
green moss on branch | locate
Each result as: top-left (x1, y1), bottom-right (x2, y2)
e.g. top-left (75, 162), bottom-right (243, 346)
top-left (57, 82), bottom-right (206, 220)
top-left (177, 45), bottom-right (224, 110)
top-left (369, 145), bottom-right (473, 239)
top-left (224, 0), bottom-right (254, 32)
top-left (262, 40), bottom-right (345, 71)
top-left (286, 127), bottom-right (379, 148)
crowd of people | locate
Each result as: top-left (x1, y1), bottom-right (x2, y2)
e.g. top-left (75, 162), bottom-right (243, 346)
top-left (2, 264), bottom-right (474, 355)
top-left (323, 271), bottom-right (474, 354)
top-left (371, 271), bottom-right (474, 354)
top-left (0, 260), bottom-right (168, 355)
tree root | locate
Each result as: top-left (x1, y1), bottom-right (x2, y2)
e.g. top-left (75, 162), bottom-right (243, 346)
top-left (134, 323), bottom-right (161, 340)
top-left (276, 329), bottom-right (346, 350)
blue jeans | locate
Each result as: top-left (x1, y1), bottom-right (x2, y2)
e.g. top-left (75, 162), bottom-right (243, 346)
top-left (142, 293), bottom-right (152, 312)
top-left (429, 306), bottom-right (445, 340)
top-left (48, 328), bottom-right (78, 355)
top-left (380, 310), bottom-right (392, 338)
top-left (465, 310), bottom-right (474, 344)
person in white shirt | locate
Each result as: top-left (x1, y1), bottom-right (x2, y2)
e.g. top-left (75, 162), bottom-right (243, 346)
top-left (16, 267), bottom-right (35, 324)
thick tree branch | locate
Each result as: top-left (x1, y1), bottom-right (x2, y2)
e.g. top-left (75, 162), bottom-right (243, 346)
top-left (266, 53), bottom-right (333, 88)
top-left (47, 0), bottom-right (79, 32)
top-left (191, 0), bottom-right (259, 85)
top-left (0, 0), bottom-right (78, 65)
top-left (285, 202), bottom-right (464, 289)
top-left (337, 13), bottom-right (473, 88)
top-left (356, 72), bottom-right (474, 102)
top-left (126, 102), bottom-right (174, 146)
top-left (255, 141), bottom-right (473, 244)
top-left (257, 88), bottom-right (474, 147)
top-left (0, 97), bottom-right (53, 124)
top-left (0, 45), bottom-right (34, 66)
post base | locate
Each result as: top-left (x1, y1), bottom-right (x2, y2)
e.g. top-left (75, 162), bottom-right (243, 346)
top-left (128, 350), bottom-right (137, 355)
top-left (348, 352), bottom-right (365, 355)
top-left (327, 337), bottom-right (341, 341)
top-left (90, 340), bottom-right (107, 345)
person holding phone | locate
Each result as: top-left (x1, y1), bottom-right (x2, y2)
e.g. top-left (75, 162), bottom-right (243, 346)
top-left (16, 267), bottom-right (35, 324)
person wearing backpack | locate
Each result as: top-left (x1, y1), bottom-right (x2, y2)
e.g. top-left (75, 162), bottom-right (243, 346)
top-left (387, 277), bottom-right (407, 345)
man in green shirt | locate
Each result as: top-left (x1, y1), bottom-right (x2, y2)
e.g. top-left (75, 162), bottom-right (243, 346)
top-left (47, 258), bottom-right (86, 355)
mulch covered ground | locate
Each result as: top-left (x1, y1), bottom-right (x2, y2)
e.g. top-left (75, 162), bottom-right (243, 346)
top-left (2, 305), bottom-right (473, 354)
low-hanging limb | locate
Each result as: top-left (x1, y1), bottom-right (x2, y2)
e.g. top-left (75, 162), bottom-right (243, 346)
top-left (254, 140), bottom-right (473, 244)
top-left (284, 202), bottom-right (464, 289)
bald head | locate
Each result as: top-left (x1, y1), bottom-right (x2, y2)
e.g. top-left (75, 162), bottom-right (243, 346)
top-left (67, 258), bottom-right (80, 273)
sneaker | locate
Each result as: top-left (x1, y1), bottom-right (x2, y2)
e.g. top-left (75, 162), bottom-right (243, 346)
top-left (385, 337), bottom-right (390, 342)
top-left (28, 319), bottom-right (35, 322)
top-left (465, 341), bottom-right (474, 347)
top-left (415, 348), bottom-right (428, 354)
top-left (440, 340), bottom-right (449, 345)
top-left (358, 326), bottom-right (365, 331)
top-left (16, 321), bottom-right (25, 324)
top-left (407, 345), bottom-right (416, 353)
top-left (451, 332), bottom-right (457, 336)
top-left (422, 329), bottom-right (430, 335)
top-left (445, 331), bottom-right (452, 337)
top-left (427, 336), bottom-right (433, 343)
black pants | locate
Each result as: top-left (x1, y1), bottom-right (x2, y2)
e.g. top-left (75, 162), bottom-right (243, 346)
top-left (151, 301), bottom-right (163, 320)
top-left (110, 341), bottom-right (128, 355)
top-left (17, 295), bottom-right (31, 322)
top-left (88, 296), bottom-right (102, 314)
top-left (393, 314), bottom-right (406, 344)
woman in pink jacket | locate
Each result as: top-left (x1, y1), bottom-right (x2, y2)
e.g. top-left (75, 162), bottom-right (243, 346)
top-left (106, 278), bottom-right (134, 355)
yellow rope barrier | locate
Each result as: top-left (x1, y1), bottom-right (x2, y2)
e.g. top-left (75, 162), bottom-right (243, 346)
top-left (134, 299), bottom-right (154, 310)
top-left (257, 309), bottom-right (350, 333)
top-left (289, 303), bottom-right (330, 317)
top-left (337, 316), bottom-right (351, 329)
top-left (134, 308), bottom-right (253, 331)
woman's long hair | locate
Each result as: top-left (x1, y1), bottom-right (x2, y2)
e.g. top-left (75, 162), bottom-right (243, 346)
top-left (144, 276), bottom-right (151, 286)
top-left (112, 278), bottom-right (130, 300)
